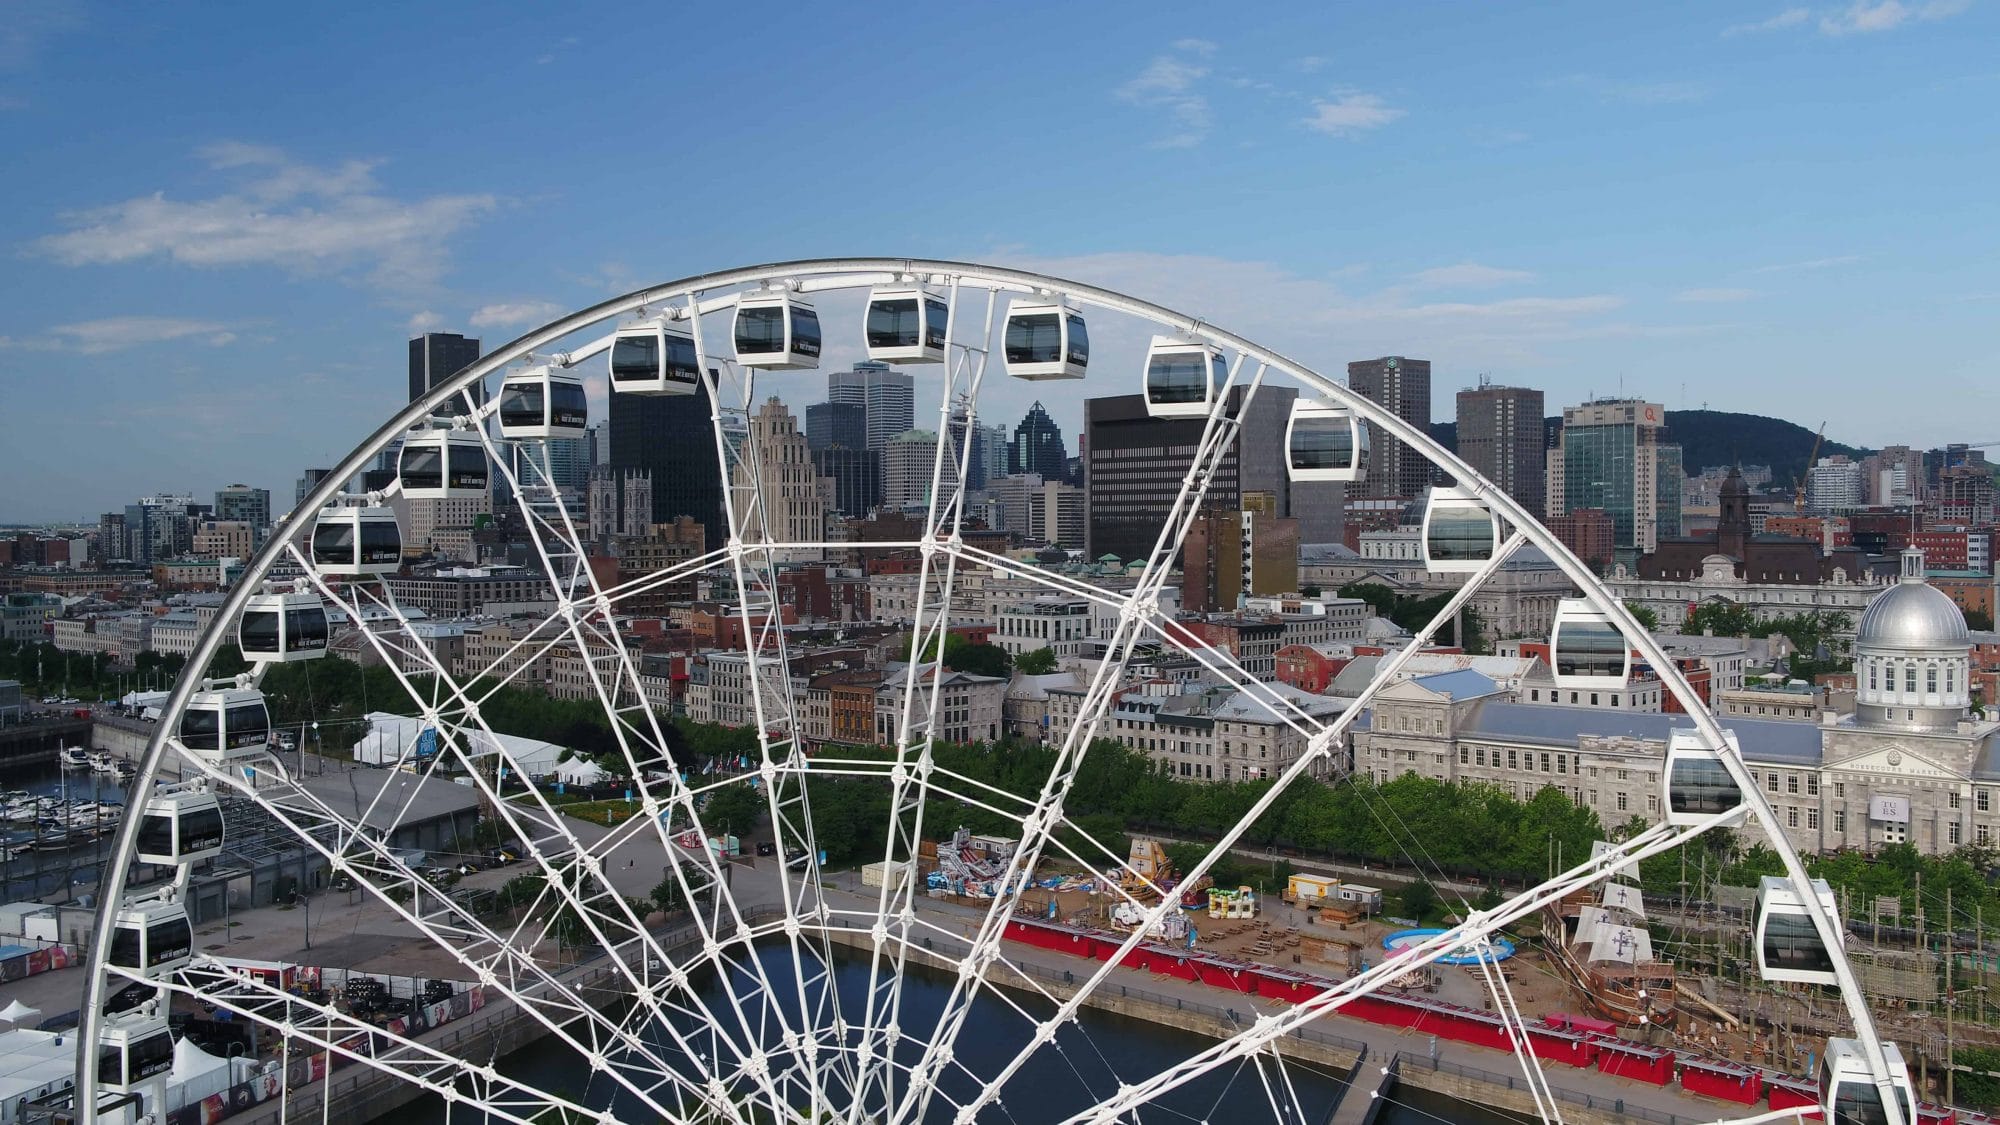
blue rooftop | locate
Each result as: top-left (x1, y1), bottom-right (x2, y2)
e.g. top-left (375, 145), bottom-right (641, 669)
top-left (1459, 701), bottom-right (1827, 766)
top-left (1409, 670), bottom-right (1504, 702)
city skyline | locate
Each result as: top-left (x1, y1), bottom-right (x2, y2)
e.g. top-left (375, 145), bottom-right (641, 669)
top-left (6, 6), bottom-right (2000, 521)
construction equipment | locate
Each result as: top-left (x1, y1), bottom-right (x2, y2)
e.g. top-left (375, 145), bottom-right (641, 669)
top-left (1793, 421), bottom-right (1826, 510)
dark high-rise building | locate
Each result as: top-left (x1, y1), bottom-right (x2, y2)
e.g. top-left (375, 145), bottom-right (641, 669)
top-left (1009, 402), bottom-right (1068, 479)
top-left (1347, 356), bottom-right (1432, 500)
top-left (408, 332), bottom-right (484, 415)
top-left (806, 401), bottom-right (868, 453)
top-left (1455, 381), bottom-right (1545, 517)
top-left (1084, 387), bottom-right (1341, 563)
top-left (811, 447), bottom-right (884, 518)
top-left (213, 484), bottom-right (272, 546)
top-left (609, 375), bottom-right (725, 552)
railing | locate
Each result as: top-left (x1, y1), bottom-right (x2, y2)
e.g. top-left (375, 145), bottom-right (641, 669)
top-left (1393, 1052), bottom-right (1698, 1124)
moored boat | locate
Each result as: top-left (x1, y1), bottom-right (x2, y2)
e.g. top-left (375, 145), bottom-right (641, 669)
top-left (1541, 850), bottom-right (1677, 1029)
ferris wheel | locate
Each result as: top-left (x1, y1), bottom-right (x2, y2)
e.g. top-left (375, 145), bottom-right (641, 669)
top-left (77, 259), bottom-right (1917, 1125)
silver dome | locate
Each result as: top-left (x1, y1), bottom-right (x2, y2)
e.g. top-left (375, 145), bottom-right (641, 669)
top-left (1856, 578), bottom-right (1970, 652)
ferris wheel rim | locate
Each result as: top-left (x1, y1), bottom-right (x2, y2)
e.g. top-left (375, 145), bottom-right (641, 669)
top-left (77, 256), bottom-right (1907, 1125)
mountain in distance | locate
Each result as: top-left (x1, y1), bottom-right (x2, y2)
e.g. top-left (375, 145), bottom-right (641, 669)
top-left (1428, 409), bottom-right (1869, 491)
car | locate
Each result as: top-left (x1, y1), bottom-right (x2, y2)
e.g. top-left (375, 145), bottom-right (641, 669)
top-left (755, 842), bottom-right (776, 857)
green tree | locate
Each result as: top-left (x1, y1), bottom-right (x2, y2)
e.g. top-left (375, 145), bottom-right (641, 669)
top-left (1966, 608), bottom-right (1994, 631)
top-left (1396, 879), bottom-right (1438, 922)
top-left (1623, 602), bottom-right (1659, 631)
top-left (1300, 584), bottom-right (1323, 598)
top-left (1014, 647), bottom-right (1059, 675)
top-left (701, 781), bottom-right (765, 836)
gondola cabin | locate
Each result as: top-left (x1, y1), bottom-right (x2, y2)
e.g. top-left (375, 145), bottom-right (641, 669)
top-left (135, 789), bottom-right (224, 866)
top-left (609, 321), bottom-right (701, 395)
top-left (1549, 599), bottom-right (1632, 690)
top-left (1285, 400), bottom-right (1370, 482)
top-left (1822, 1038), bottom-right (1916, 1125)
top-left (97, 1018), bottom-right (174, 1092)
top-left (396, 428), bottom-right (489, 500)
top-left (734, 292), bottom-right (822, 370)
top-left (1757, 875), bottom-right (1842, 986)
top-left (1420, 487), bottom-right (1500, 573)
top-left (179, 687), bottom-right (269, 763)
top-left (109, 900), bottom-right (194, 978)
top-left (311, 504), bottom-right (402, 577)
top-left (864, 287), bottom-right (949, 365)
top-left (237, 591), bottom-right (328, 664)
top-left (1141, 337), bottom-right (1225, 418)
top-left (1662, 729), bottom-right (1744, 826)
top-left (498, 366), bottom-right (588, 439)
top-left (1003, 301), bottom-right (1089, 380)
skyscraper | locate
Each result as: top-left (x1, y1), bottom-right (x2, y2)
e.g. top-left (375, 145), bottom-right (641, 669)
top-left (883, 429), bottom-right (957, 509)
top-left (1084, 387), bottom-right (1340, 562)
top-left (295, 469), bottom-right (335, 510)
top-left (408, 332), bottom-right (484, 414)
top-left (1454, 381), bottom-right (1545, 517)
top-left (734, 398), bottom-right (833, 562)
top-left (805, 401), bottom-right (868, 452)
top-left (828, 361), bottom-right (914, 450)
top-left (811, 447), bottom-right (883, 518)
top-left (213, 484), bottom-right (271, 533)
top-left (1547, 398), bottom-right (1682, 562)
top-left (1347, 356), bottom-right (1432, 500)
top-left (609, 376), bottom-right (724, 552)
top-left (1009, 402), bottom-right (1068, 479)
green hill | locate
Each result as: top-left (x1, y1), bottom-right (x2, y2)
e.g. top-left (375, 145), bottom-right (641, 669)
top-left (1428, 410), bottom-right (1868, 487)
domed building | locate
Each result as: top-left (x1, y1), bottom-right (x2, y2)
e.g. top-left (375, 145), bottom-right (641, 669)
top-left (1818, 548), bottom-right (1997, 852)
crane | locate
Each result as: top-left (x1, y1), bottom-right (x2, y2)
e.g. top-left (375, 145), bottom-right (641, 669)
top-left (1793, 421), bottom-right (1826, 510)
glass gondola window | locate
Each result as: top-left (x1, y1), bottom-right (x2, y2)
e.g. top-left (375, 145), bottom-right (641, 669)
top-left (1292, 417), bottom-right (1357, 472)
top-left (737, 305), bottom-right (785, 356)
top-left (399, 442), bottom-right (444, 492)
top-left (447, 441), bottom-right (488, 492)
top-left (239, 611), bottom-right (280, 654)
top-left (1065, 314), bottom-right (1089, 366)
top-left (498, 380), bottom-right (545, 431)
top-left (925, 296), bottom-right (949, 348)
top-left (226, 703), bottom-right (269, 749)
top-left (791, 305), bottom-right (822, 358)
top-left (551, 379), bottom-right (588, 429)
top-left (1005, 310), bottom-right (1062, 365)
top-left (1668, 754), bottom-right (1740, 817)
top-left (359, 518), bottom-right (401, 565)
top-left (310, 520), bottom-right (354, 568)
top-left (101, 1031), bottom-right (174, 1087)
top-left (1763, 907), bottom-right (1838, 977)
top-left (1426, 504), bottom-right (1496, 563)
top-left (867, 297), bottom-right (921, 349)
top-left (1146, 349), bottom-right (1211, 405)
top-left (1555, 618), bottom-right (1628, 679)
top-left (609, 327), bottom-right (698, 390)
top-left (180, 708), bottom-right (220, 751)
top-left (288, 603), bottom-right (328, 651)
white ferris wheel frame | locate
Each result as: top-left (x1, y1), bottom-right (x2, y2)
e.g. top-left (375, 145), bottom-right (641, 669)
top-left (74, 258), bottom-right (1908, 1125)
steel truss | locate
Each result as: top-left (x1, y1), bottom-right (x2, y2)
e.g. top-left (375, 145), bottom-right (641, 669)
top-left (77, 260), bottom-right (1907, 1125)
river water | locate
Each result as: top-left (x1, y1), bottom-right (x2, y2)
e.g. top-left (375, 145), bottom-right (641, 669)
top-left (412, 942), bottom-right (1349, 1123)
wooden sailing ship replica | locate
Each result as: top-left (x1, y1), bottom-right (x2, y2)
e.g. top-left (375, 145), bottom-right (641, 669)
top-left (1542, 842), bottom-right (1677, 1029)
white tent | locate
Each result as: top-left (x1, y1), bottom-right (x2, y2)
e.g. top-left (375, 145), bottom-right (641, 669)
top-left (350, 712), bottom-right (566, 775)
top-left (554, 758), bottom-right (610, 786)
top-left (0, 999), bottom-right (36, 1023)
top-left (120, 690), bottom-right (169, 709)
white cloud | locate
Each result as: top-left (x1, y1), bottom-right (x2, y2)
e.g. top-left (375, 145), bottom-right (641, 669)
top-left (1674, 287), bottom-right (1760, 302)
top-left (0, 0), bottom-right (83, 69)
top-left (407, 310), bottom-right (443, 332)
top-left (1821, 0), bottom-right (1968, 33)
top-left (1748, 254), bottom-right (1863, 273)
top-left (40, 316), bottom-right (235, 354)
top-left (1302, 93), bottom-right (1404, 137)
top-left (1117, 54), bottom-right (1214, 148)
top-left (1171, 37), bottom-right (1217, 55)
top-left (1723, 7), bottom-right (1810, 35)
top-left (32, 142), bottom-right (497, 291)
top-left (470, 301), bottom-right (564, 329)
top-left (1410, 263), bottom-right (1535, 289)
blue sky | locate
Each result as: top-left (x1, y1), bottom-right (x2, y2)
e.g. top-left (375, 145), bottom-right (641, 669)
top-left (2, 1), bottom-right (1997, 522)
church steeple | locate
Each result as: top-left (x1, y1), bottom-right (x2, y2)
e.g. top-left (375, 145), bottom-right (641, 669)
top-left (1717, 465), bottom-right (1750, 558)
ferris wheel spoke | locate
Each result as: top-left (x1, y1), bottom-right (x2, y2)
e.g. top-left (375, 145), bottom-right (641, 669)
top-left (895, 353), bottom-right (1270, 1125)
top-left (172, 751), bottom-right (775, 1125)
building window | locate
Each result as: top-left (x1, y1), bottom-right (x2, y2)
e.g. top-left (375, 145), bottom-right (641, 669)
top-left (1476, 747), bottom-right (1486, 766)
top-left (1787, 807), bottom-right (1799, 829)
top-left (1616, 793), bottom-right (1628, 812)
top-left (1906, 665), bottom-right (1918, 693)
top-left (1787, 775), bottom-right (1800, 795)
top-left (1835, 782), bottom-right (1845, 798)
top-left (1647, 794), bottom-right (1658, 813)
top-left (1981, 824), bottom-right (1992, 846)
top-left (1459, 748), bottom-right (1470, 765)
top-left (1980, 790), bottom-right (1990, 813)
top-left (1807, 808), bottom-right (1820, 830)
top-left (1541, 752), bottom-right (1552, 772)
top-left (1557, 755), bottom-right (1567, 775)
top-left (1951, 791), bottom-right (1962, 810)
top-left (1950, 821), bottom-right (1962, 846)
top-left (1834, 809), bottom-right (1846, 833)
top-left (1928, 667), bottom-right (1939, 694)
top-left (1508, 750), bottom-right (1518, 769)
top-left (1947, 668), bottom-right (1956, 694)
top-left (1767, 774), bottom-right (1779, 793)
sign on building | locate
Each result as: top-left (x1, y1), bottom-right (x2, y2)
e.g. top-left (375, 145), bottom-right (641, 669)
top-left (1870, 795), bottom-right (1911, 823)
